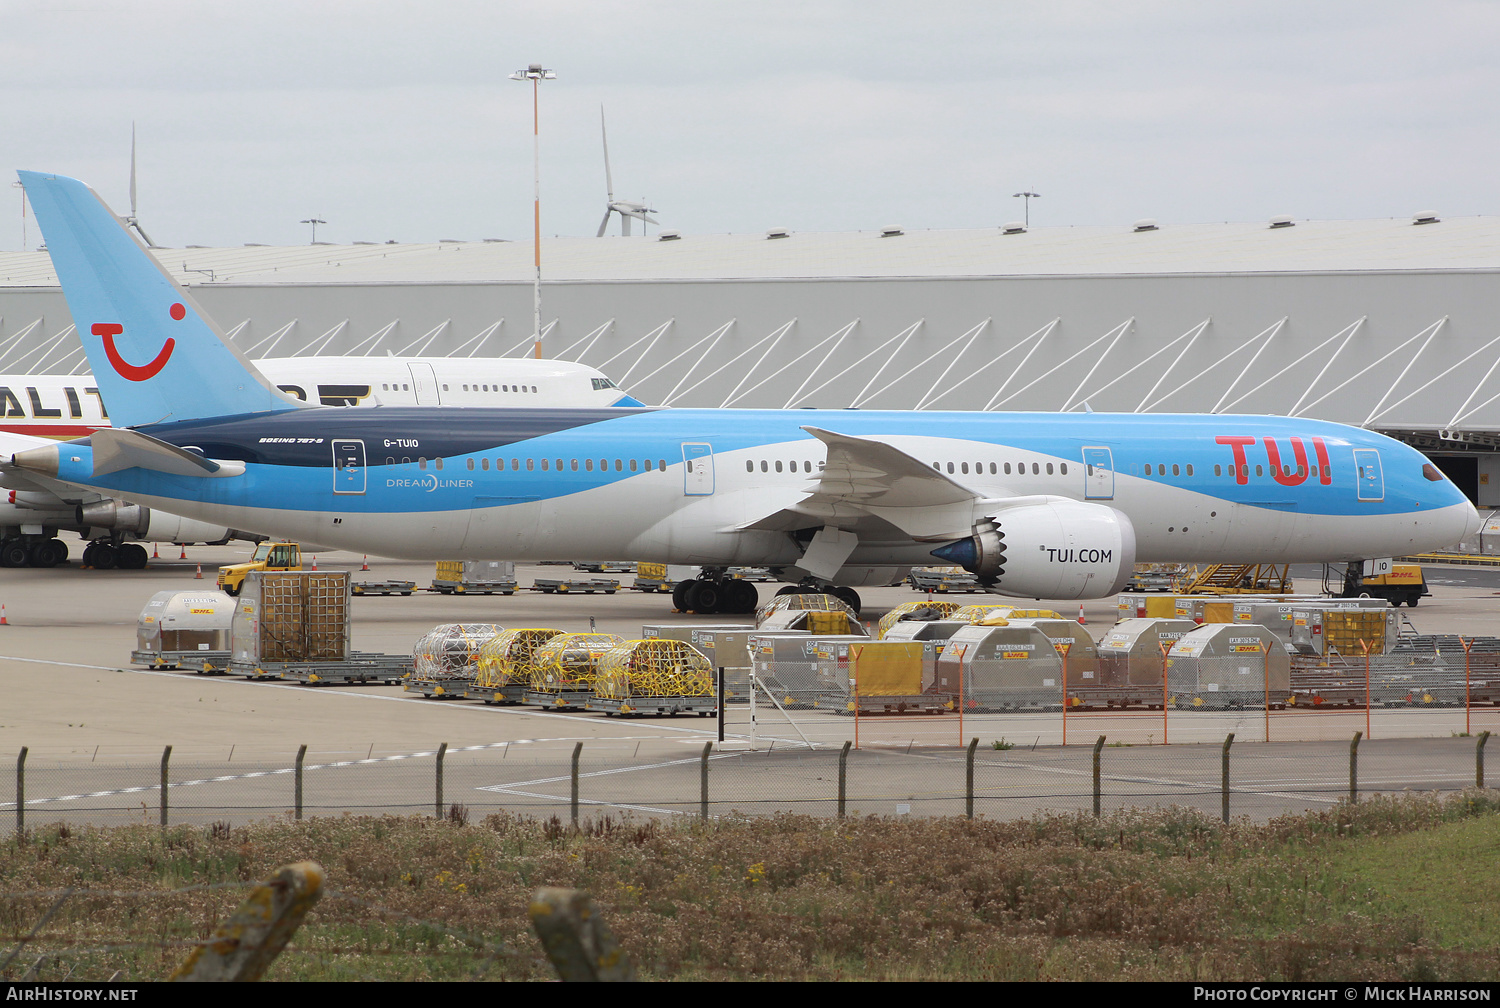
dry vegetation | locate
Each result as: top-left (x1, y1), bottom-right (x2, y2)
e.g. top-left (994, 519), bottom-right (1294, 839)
top-left (4, 793), bottom-right (1500, 981)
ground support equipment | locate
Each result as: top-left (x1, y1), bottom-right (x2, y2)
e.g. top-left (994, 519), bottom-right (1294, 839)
top-left (430, 577), bottom-right (518, 595)
top-left (585, 695), bottom-right (719, 717)
top-left (529, 578), bottom-right (620, 594)
top-left (464, 683), bottom-right (529, 705)
top-left (524, 688), bottom-right (594, 711)
top-left (351, 580), bottom-right (417, 596)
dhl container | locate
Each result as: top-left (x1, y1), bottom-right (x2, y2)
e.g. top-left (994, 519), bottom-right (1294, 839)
top-left (136, 590), bottom-right (235, 658)
top-left (1007, 618), bottom-right (1102, 687)
top-left (1165, 624), bottom-right (1291, 705)
top-left (932, 624), bottom-right (1063, 709)
top-left (1096, 618), bottom-right (1198, 687)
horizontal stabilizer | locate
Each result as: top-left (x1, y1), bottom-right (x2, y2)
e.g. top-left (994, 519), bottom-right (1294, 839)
top-left (90, 427), bottom-right (245, 479)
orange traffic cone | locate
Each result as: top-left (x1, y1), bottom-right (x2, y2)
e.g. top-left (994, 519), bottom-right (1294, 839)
top-left (360, 555), bottom-right (370, 571)
top-left (194, 564), bottom-right (203, 579)
top-left (311, 555), bottom-right (318, 570)
top-left (0, 604), bottom-right (9, 626)
top-left (178, 545), bottom-right (187, 559)
top-left (1077, 604), bottom-right (1087, 625)
top-left (152, 543), bottom-right (160, 559)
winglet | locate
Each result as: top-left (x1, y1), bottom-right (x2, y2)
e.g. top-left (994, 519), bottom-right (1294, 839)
top-left (18, 171), bottom-right (311, 429)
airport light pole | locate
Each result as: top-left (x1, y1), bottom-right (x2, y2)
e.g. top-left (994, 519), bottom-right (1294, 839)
top-left (511, 63), bottom-right (556, 359)
top-left (1013, 191), bottom-right (1040, 227)
top-left (300, 218), bottom-right (326, 244)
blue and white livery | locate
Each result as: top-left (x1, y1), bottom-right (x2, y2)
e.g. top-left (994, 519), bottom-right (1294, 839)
top-left (3, 171), bottom-right (1479, 613)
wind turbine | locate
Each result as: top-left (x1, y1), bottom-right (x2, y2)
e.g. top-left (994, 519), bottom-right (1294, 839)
top-left (124, 123), bottom-right (158, 247)
top-left (596, 107), bottom-right (658, 237)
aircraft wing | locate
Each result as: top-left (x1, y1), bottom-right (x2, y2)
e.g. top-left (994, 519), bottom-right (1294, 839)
top-left (738, 426), bottom-right (985, 541)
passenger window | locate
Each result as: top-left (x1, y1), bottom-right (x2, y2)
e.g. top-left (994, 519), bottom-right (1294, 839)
top-left (401, 456), bottom-right (410, 467)
top-left (1172, 464), bottom-right (1179, 476)
top-left (746, 461), bottom-right (754, 472)
top-left (630, 460), bottom-right (638, 472)
top-left (960, 462), bottom-right (968, 474)
top-left (585, 459), bottom-right (594, 471)
top-left (1005, 463), bottom-right (1012, 474)
top-left (1185, 464), bottom-right (1193, 476)
top-left (466, 458), bottom-right (475, 471)
top-left (615, 459), bottom-right (623, 471)
top-left (418, 458), bottom-right (427, 469)
top-left (990, 463), bottom-right (997, 474)
top-left (1046, 462), bottom-right (1054, 475)
top-left (1255, 465), bottom-right (1263, 477)
top-left (1215, 464), bottom-right (1222, 476)
top-left (1060, 463), bottom-right (1067, 475)
top-left (526, 459), bottom-right (534, 471)
top-left (385, 456), bottom-right (394, 466)
top-left (435, 459), bottom-right (444, 471)
top-left (541, 459), bottom-right (549, 471)
top-left (481, 458), bottom-right (489, 470)
top-left (1032, 463), bottom-right (1039, 475)
top-left (775, 460), bottom-right (783, 472)
top-left (658, 460), bottom-right (666, 471)
top-left (946, 462), bottom-right (955, 474)
top-left (760, 460), bottom-right (768, 472)
top-left (571, 460), bottom-right (579, 471)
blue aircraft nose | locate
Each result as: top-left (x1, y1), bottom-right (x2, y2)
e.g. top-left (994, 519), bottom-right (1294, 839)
top-left (930, 538), bottom-right (977, 569)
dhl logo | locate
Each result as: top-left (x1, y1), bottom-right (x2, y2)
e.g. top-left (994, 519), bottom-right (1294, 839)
top-left (1216, 435), bottom-right (1333, 487)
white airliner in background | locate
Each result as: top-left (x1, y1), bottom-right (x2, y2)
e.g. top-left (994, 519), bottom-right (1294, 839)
top-left (0, 356), bottom-right (642, 438)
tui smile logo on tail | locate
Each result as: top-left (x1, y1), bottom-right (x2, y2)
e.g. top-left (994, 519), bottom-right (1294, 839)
top-left (92, 302), bottom-right (183, 381)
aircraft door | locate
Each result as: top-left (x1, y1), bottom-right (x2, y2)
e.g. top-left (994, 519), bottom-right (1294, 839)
top-left (1354, 448), bottom-right (1384, 501)
top-left (1081, 446), bottom-right (1115, 500)
top-left (332, 439), bottom-right (366, 494)
top-left (407, 362), bottom-right (441, 405)
top-left (682, 443), bottom-right (714, 495)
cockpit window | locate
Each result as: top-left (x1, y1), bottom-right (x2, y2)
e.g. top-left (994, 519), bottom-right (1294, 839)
top-left (1423, 463), bottom-right (1446, 482)
top-left (591, 378), bottom-right (617, 390)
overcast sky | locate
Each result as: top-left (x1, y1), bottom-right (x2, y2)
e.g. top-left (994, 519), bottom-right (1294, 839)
top-left (3, 1), bottom-right (1497, 249)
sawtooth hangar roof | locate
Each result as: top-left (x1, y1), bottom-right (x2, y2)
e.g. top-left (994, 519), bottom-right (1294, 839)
top-left (2, 214), bottom-right (1499, 287)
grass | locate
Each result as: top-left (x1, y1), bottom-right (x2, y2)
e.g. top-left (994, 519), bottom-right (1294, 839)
top-left (3, 793), bottom-right (1500, 981)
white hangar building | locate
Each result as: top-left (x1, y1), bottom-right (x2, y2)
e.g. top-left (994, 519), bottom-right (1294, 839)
top-left (2, 211), bottom-right (1499, 503)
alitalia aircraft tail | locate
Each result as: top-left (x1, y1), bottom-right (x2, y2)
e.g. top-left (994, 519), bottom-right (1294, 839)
top-left (17, 171), bottom-right (311, 429)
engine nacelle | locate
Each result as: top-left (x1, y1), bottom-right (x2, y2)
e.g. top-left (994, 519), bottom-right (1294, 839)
top-left (77, 500), bottom-right (234, 545)
top-left (931, 499), bottom-right (1136, 600)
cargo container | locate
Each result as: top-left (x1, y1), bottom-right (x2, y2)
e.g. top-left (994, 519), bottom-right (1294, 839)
top-left (406, 623), bottom-right (503, 697)
top-left (931, 624), bottom-right (1065, 711)
top-left (1008, 618), bottom-right (1103, 688)
top-left (230, 570), bottom-right (351, 675)
top-left (1165, 624), bottom-right (1291, 708)
top-left (750, 632), bottom-right (868, 706)
top-left (807, 639), bottom-right (941, 713)
top-left (132, 590), bottom-right (235, 669)
top-left (587, 639), bottom-right (718, 716)
top-left (1289, 606), bottom-right (1398, 659)
top-left (469, 628), bottom-right (564, 704)
top-left (1095, 618), bottom-right (1199, 695)
top-left (525, 632), bottom-right (626, 709)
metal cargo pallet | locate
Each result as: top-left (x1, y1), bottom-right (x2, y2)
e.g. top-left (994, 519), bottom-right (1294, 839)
top-left (529, 578), bottom-right (620, 594)
top-left (130, 648), bottom-right (231, 671)
top-left (907, 571), bottom-right (986, 593)
top-left (1172, 691), bottom-right (1288, 711)
top-left (585, 695), bottom-right (718, 717)
top-left (820, 693), bottom-right (950, 715)
top-left (403, 678), bottom-right (472, 698)
top-left (430, 579), bottom-right (518, 595)
top-left (464, 683), bottom-right (529, 705)
top-left (1062, 686), bottom-right (1172, 710)
top-left (284, 653), bottom-right (412, 685)
top-left (729, 566), bottom-right (775, 581)
top-left (628, 577), bottom-right (673, 593)
top-left (573, 561), bottom-right (636, 573)
top-left (524, 688), bottom-right (593, 710)
top-left (351, 580), bottom-right (417, 596)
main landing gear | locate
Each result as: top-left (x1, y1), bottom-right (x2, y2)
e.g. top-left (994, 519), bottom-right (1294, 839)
top-left (80, 540), bottom-right (149, 570)
top-left (673, 569), bottom-right (761, 615)
top-left (0, 536), bottom-right (71, 569)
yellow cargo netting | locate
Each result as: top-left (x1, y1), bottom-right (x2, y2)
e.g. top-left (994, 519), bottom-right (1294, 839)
top-left (594, 639), bottom-right (714, 700)
top-left (952, 605), bottom-right (1063, 624)
top-left (411, 623), bottom-right (504, 681)
top-left (876, 600), bottom-right (963, 639)
top-left (528, 632), bottom-right (625, 691)
top-left (474, 628), bottom-right (564, 687)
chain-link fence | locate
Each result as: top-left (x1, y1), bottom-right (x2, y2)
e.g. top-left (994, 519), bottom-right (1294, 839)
top-left (7, 732), bottom-right (1495, 831)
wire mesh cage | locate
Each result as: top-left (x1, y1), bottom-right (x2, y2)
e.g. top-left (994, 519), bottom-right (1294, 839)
top-left (474, 628), bottom-right (565, 688)
top-left (951, 604), bottom-right (1063, 624)
top-left (411, 624), bottom-right (504, 683)
top-left (594, 639), bottom-right (715, 700)
top-left (528, 633), bottom-right (626, 691)
top-left (875, 600), bottom-right (962, 639)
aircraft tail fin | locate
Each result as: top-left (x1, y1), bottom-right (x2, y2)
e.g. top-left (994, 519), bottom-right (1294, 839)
top-left (17, 171), bottom-right (311, 428)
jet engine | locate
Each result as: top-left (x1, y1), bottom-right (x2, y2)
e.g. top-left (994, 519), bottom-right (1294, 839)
top-left (76, 501), bottom-right (234, 545)
top-left (930, 498), bottom-right (1136, 600)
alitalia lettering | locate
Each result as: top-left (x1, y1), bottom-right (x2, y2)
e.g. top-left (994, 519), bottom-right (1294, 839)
top-left (1044, 547), bottom-right (1112, 563)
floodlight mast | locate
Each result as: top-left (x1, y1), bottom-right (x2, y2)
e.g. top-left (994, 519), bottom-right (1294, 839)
top-left (1012, 191), bottom-right (1040, 227)
top-left (510, 63), bottom-right (555, 359)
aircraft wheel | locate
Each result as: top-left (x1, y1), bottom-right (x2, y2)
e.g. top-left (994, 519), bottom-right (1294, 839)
top-left (32, 539), bottom-right (68, 568)
top-left (671, 579), bottom-right (694, 611)
top-left (829, 586), bottom-right (862, 615)
top-left (685, 580), bottom-right (721, 614)
top-left (723, 578), bottom-right (759, 614)
top-left (0, 540), bottom-right (29, 568)
top-left (775, 584), bottom-right (805, 597)
top-left (116, 543), bottom-right (149, 569)
top-left (89, 543), bottom-right (118, 570)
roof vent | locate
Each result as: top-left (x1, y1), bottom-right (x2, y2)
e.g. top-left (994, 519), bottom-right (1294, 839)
top-left (312, 241), bottom-right (333, 246)
top-left (880, 225), bottom-right (904, 237)
top-left (658, 229), bottom-right (681, 241)
top-left (1412, 211), bottom-right (1441, 225)
top-left (766, 227), bottom-right (791, 239)
top-left (1268, 214), bottom-right (1295, 228)
top-left (1132, 218), bottom-right (1159, 232)
top-left (243, 243), bottom-right (269, 247)
top-left (353, 240), bottom-right (377, 245)
top-left (1002, 221), bottom-right (1027, 234)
